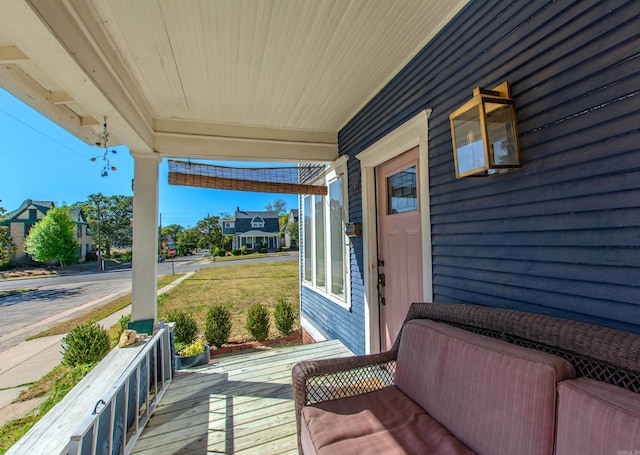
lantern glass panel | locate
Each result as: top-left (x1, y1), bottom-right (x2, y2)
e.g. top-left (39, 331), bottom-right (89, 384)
top-left (485, 102), bottom-right (519, 166)
top-left (452, 104), bottom-right (486, 175)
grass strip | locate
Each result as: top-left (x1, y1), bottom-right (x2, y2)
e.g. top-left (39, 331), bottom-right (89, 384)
top-left (209, 251), bottom-right (290, 262)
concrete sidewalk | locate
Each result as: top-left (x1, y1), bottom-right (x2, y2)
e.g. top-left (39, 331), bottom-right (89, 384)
top-left (0, 271), bottom-right (194, 427)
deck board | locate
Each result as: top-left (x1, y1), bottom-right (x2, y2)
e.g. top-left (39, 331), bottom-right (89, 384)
top-left (131, 340), bottom-right (353, 454)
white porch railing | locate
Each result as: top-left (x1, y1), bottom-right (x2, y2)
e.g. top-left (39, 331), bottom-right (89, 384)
top-left (66, 322), bottom-right (174, 455)
top-left (6, 322), bottom-right (174, 455)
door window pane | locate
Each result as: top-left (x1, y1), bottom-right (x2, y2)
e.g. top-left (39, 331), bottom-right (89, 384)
top-left (387, 166), bottom-right (418, 214)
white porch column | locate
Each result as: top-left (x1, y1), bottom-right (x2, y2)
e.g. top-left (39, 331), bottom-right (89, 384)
top-left (131, 151), bottom-right (161, 322)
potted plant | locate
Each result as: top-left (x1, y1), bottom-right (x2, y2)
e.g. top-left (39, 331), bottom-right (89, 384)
top-left (175, 339), bottom-right (210, 369)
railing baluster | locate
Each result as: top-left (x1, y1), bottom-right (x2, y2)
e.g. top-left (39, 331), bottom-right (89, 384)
top-left (145, 350), bottom-right (151, 419)
top-left (122, 379), bottom-right (129, 455)
top-left (91, 421), bottom-right (98, 455)
top-left (108, 393), bottom-right (115, 455)
top-left (152, 342), bottom-right (157, 403)
top-left (135, 363), bottom-right (140, 436)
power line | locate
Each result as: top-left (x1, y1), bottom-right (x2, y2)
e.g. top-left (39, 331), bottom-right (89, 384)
top-left (0, 105), bottom-right (132, 180)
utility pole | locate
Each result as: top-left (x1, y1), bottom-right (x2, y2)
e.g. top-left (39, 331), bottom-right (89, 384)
top-left (96, 199), bottom-right (104, 271)
top-left (158, 213), bottom-right (162, 257)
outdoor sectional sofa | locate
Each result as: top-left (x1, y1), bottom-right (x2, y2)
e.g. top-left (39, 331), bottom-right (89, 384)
top-left (293, 302), bottom-right (640, 454)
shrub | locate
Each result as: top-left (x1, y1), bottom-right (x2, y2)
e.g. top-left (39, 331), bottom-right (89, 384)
top-left (231, 248), bottom-right (242, 256)
top-left (212, 247), bottom-right (226, 257)
top-left (246, 303), bottom-right (270, 341)
top-left (165, 310), bottom-right (198, 344)
top-left (274, 297), bottom-right (297, 336)
top-left (61, 322), bottom-right (110, 367)
top-left (258, 247), bottom-right (268, 253)
top-left (205, 304), bottom-right (232, 348)
top-left (118, 314), bottom-right (131, 334)
top-left (240, 245), bottom-right (248, 255)
top-left (179, 339), bottom-right (206, 356)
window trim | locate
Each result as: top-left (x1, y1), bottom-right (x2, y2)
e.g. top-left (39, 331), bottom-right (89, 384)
top-left (302, 156), bottom-right (350, 310)
top-left (251, 217), bottom-right (265, 228)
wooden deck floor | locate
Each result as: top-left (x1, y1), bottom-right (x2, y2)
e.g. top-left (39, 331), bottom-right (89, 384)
top-left (131, 340), bottom-right (353, 455)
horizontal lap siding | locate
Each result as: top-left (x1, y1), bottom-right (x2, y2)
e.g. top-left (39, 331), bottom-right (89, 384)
top-left (339, 0), bottom-right (640, 334)
top-left (301, 286), bottom-right (364, 355)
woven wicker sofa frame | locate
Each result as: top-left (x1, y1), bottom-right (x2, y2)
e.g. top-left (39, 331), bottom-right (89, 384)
top-left (292, 302), bottom-right (640, 451)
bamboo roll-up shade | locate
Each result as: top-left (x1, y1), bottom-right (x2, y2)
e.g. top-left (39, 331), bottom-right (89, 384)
top-left (168, 160), bottom-right (328, 196)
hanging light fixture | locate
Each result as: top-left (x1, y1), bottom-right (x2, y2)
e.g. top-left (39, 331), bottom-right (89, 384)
top-left (91, 116), bottom-right (117, 177)
top-left (449, 82), bottom-right (521, 178)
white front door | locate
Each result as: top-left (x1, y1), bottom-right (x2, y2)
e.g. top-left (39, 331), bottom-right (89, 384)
top-left (376, 146), bottom-right (423, 350)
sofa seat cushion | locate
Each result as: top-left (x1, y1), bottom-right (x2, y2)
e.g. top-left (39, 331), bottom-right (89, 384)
top-left (300, 385), bottom-right (475, 455)
top-left (395, 319), bottom-right (576, 455)
top-left (556, 377), bottom-right (640, 455)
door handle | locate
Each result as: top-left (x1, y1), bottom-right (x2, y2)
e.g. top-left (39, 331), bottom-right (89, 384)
top-left (377, 259), bottom-right (385, 306)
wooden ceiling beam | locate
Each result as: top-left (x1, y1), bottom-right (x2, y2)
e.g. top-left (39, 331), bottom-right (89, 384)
top-left (0, 45), bottom-right (28, 62)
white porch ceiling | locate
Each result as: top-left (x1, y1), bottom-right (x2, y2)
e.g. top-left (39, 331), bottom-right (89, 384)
top-left (0, 0), bottom-right (468, 163)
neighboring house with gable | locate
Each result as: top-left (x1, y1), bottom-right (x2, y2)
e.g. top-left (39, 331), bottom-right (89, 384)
top-left (227, 207), bottom-right (280, 251)
top-left (2, 199), bottom-right (92, 265)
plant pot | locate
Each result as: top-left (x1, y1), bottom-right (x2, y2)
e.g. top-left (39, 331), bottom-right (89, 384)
top-left (175, 345), bottom-right (210, 369)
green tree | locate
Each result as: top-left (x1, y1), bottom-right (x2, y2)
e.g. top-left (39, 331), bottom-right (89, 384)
top-left (178, 228), bottom-right (201, 255)
top-left (278, 213), bottom-right (289, 229)
top-left (265, 198), bottom-right (288, 215)
top-left (0, 204), bottom-right (15, 268)
top-left (196, 215), bottom-right (222, 251)
top-left (24, 206), bottom-right (80, 267)
top-left (162, 224), bottom-right (184, 245)
top-left (73, 193), bottom-right (132, 255)
top-left (287, 220), bottom-right (299, 243)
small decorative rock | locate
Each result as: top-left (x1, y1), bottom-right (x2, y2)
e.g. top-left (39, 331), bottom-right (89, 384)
top-left (118, 329), bottom-right (140, 347)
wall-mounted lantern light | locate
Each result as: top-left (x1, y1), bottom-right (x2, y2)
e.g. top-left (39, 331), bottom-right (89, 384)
top-left (345, 222), bottom-right (361, 238)
top-left (449, 81), bottom-right (521, 178)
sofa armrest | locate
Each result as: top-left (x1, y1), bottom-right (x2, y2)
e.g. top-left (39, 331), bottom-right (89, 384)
top-left (292, 350), bottom-right (397, 450)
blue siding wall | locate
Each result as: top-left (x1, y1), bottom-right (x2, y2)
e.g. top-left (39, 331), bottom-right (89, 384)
top-left (302, 0), bottom-right (640, 350)
top-left (301, 284), bottom-right (365, 355)
top-left (338, 0), bottom-right (640, 334)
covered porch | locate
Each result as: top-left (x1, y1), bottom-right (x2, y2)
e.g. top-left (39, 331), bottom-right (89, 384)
top-left (2, 0), bottom-right (638, 453)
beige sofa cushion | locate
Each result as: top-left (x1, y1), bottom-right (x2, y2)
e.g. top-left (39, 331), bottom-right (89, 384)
top-left (300, 385), bottom-right (474, 454)
top-left (395, 319), bottom-right (575, 455)
top-left (556, 377), bottom-right (640, 455)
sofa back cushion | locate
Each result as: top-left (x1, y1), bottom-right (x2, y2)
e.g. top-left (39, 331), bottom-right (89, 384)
top-left (395, 319), bottom-right (575, 455)
top-left (556, 377), bottom-right (640, 455)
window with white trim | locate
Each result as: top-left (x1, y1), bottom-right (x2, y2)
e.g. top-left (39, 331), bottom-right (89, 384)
top-left (303, 157), bottom-right (349, 307)
top-left (251, 217), bottom-right (265, 228)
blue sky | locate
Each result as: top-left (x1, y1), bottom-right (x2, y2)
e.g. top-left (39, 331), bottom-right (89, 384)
top-left (0, 88), bottom-right (298, 228)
